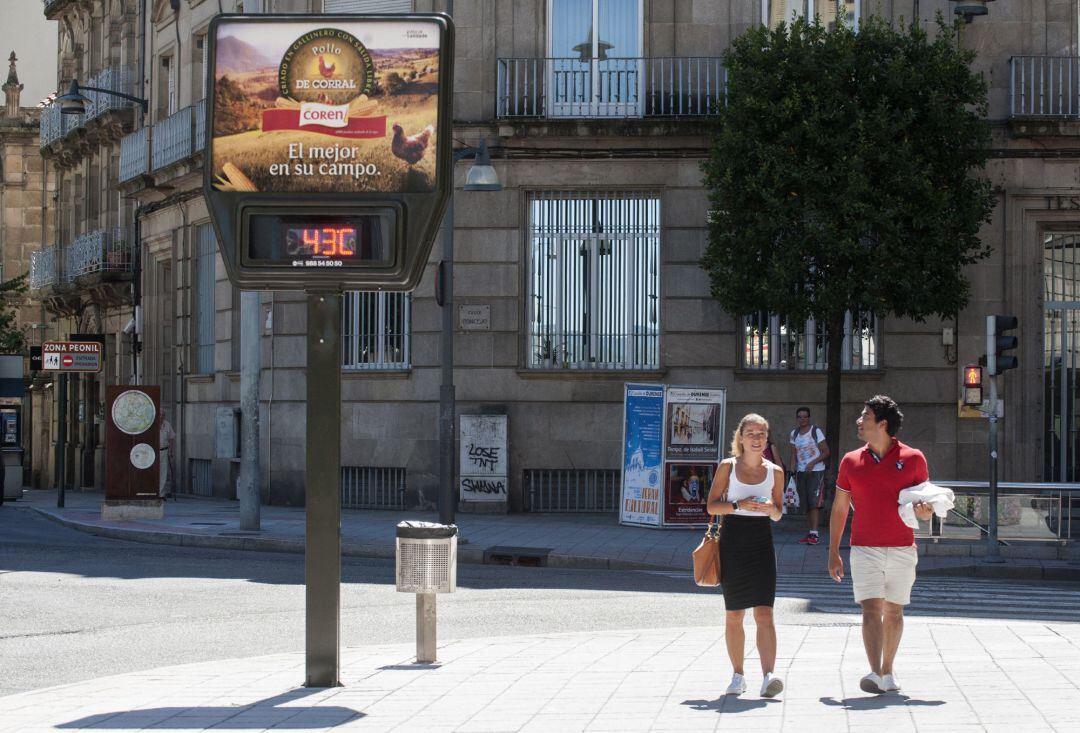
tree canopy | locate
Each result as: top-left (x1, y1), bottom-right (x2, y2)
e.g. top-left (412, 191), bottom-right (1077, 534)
top-left (0, 273), bottom-right (28, 355)
top-left (701, 15), bottom-right (996, 459)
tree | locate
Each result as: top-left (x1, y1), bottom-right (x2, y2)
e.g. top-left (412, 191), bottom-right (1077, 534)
top-left (701, 16), bottom-right (995, 476)
top-left (0, 274), bottom-right (28, 354)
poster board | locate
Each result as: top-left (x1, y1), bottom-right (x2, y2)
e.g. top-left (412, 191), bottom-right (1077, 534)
top-left (619, 384), bottom-right (664, 526)
top-left (105, 386), bottom-right (161, 500)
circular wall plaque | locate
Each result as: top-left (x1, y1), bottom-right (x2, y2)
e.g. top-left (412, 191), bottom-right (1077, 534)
top-left (130, 443), bottom-right (156, 470)
top-left (111, 390), bottom-right (156, 436)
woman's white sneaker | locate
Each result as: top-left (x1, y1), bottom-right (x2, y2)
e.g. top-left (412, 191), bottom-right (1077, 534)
top-left (860, 672), bottom-right (885, 694)
top-left (881, 673), bottom-right (901, 692)
top-left (725, 673), bottom-right (747, 695)
top-left (760, 673), bottom-right (784, 698)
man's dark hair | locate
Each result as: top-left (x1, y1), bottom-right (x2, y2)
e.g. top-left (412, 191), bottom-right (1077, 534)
top-left (795, 406), bottom-right (810, 417)
top-left (865, 395), bottom-right (903, 436)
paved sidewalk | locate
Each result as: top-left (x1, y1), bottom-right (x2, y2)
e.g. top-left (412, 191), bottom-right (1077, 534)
top-left (2, 621), bottom-right (1079, 732)
top-left (13, 489), bottom-right (1080, 579)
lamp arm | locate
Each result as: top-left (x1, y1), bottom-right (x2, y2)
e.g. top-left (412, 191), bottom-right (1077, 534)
top-left (78, 85), bottom-right (150, 113)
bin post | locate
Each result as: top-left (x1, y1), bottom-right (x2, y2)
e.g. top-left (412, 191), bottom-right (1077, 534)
top-left (417, 592), bottom-right (437, 663)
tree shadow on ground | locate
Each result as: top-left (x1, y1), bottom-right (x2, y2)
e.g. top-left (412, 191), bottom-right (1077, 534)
top-left (57, 688), bottom-right (362, 730)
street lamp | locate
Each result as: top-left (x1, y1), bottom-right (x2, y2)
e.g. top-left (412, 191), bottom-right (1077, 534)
top-left (949, 0), bottom-right (995, 23)
top-left (55, 79), bottom-right (148, 115)
top-left (439, 141), bottom-right (502, 525)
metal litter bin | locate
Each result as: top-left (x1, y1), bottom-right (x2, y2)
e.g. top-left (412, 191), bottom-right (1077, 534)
top-left (396, 521), bottom-right (458, 663)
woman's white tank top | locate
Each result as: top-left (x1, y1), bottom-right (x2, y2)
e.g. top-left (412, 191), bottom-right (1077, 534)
top-left (724, 457), bottom-right (779, 517)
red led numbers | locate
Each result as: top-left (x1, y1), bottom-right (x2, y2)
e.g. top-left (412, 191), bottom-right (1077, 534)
top-left (293, 227), bottom-right (359, 257)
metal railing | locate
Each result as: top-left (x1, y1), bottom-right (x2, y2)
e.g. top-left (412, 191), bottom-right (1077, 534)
top-left (194, 98), bottom-right (207, 153)
top-left (29, 246), bottom-right (60, 291)
top-left (916, 481), bottom-right (1080, 543)
top-left (1010, 56), bottom-right (1080, 118)
top-left (497, 57), bottom-right (725, 118)
top-left (189, 458), bottom-right (213, 497)
top-left (524, 469), bottom-right (622, 512)
top-left (341, 466), bottom-right (407, 509)
top-left (151, 106), bottom-right (193, 170)
top-left (742, 311), bottom-right (878, 371)
top-left (66, 227), bottom-right (134, 278)
top-left (82, 65), bottom-right (137, 120)
top-left (38, 103), bottom-right (81, 149)
top-left (119, 126), bottom-right (150, 182)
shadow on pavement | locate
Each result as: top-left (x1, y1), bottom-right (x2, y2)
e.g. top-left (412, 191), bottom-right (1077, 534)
top-left (819, 694), bottom-right (946, 710)
top-left (57, 688), bottom-right (362, 729)
top-left (682, 696), bottom-right (782, 713)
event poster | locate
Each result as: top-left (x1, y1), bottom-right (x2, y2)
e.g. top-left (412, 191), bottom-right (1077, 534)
top-left (663, 462), bottom-right (715, 524)
top-left (619, 384), bottom-right (664, 527)
top-left (210, 19), bottom-right (442, 194)
top-left (664, 387), bottom-right (725, 460)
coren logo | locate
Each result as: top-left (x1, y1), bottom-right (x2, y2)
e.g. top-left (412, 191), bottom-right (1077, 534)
top-left (298, 103), bottom-right (350, 128)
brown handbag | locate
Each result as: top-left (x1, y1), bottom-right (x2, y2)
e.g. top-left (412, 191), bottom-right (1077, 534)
top-left (692, 514), bottom-right (722, 587)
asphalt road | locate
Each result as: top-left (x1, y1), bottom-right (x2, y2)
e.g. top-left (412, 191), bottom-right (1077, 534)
top-left (4, 505), bottom-right (1080, 698)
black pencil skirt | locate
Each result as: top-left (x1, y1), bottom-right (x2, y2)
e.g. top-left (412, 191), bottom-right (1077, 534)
top-left (719, 514), bottom-right (776, 611)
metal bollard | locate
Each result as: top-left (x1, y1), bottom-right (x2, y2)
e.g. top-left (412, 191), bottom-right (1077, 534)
top-left (395, 521), bottom-right (458, 664)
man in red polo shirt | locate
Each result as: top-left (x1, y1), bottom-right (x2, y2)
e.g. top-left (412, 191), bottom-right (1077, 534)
top-left (828, 395), bottom-right (933, 695)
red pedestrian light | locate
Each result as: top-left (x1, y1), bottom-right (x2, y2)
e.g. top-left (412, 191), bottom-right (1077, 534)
top-left (963, 364), bottom-right (983, 405)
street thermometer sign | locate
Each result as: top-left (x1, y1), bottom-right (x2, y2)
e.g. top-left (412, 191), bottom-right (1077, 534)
top-left (203, 13), bottom-right (453, 291)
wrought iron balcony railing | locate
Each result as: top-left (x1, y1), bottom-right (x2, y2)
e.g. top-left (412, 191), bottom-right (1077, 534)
top-left (67, 227), bottom-right (134, 279)
top-left (151, 106), bottom-right (193, 170)
top-left (194, 97), bottom-right (207, 153)
top-left (39, 65), bottom-right (137, 148)
top-left (38, 102), bottom-right (81, 148)
top-left (29, 246), bottom-right (60, 291)
top-left (497, 57), bottom-right (725, 119)
top-left (119, 126), bottom-right (150, 182)
top-left (1011, 56), bottom-right (1080, 118)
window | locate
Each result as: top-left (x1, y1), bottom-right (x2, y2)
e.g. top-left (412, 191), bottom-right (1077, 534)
top-left (195, 224), bottom-right (217, 374)
top-left (527, 192), bottom-right (660, 370)
top-left (742, 311), bottom-right (878, 370)
top-left (322, 0), bottom-right (412, 11)
top-left (159, 54), bottom-right (176, 117)
top-left (548, 0), bottom-right (643, 116)
top-left (194, 33), bottom-right (208, 100)
top-left (342, 291), bottom-right (410, 370)
top-left (764, 1), bottom-right (859, 29)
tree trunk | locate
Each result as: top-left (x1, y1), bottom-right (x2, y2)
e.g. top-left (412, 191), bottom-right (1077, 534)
top-left (825, 312), bottom-right (846, 517)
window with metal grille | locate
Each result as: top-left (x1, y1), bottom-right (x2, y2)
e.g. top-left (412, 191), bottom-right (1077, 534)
top-left (342, 291), bottom-right (410, 370)
top-left (764, 1), bottom-right (859, 29)
top-left (341, 466), bottom-right (406, 509)
top-left (523, 468), bottom-right (621, 513)
top-left (190, 458), bottom-right (213, 497)
top-left (195, 224), bottom-right (217, 374)
top-left (742, 311), bottom-right (879, 371)
top-left (323, 0), bottom-right (412, 11)
top-left (527, 192), bottom-right (660, 370)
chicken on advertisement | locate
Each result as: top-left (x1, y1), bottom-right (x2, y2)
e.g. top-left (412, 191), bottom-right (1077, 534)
top-left (210, 19), bottom-right (441, 194)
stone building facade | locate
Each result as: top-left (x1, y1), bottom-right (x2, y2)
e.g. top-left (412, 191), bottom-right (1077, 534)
top-left (28, 1), bottom-right (1080, 509)
top-left (1, 51), bottom-right (54, 489)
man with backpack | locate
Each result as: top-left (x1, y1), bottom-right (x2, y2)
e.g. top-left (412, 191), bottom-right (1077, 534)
top-left (789, 406), bottom-right (830, 545)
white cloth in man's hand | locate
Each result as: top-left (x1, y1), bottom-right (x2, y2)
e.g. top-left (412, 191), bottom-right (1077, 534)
top-left (897, 482), bottom-right (955, 529)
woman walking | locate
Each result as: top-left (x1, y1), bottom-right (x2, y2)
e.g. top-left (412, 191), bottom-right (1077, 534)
top-left (706, 413), bottom-right (786, 698)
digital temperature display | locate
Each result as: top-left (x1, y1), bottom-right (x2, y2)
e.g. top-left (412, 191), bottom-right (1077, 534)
top-left (246, 212), bottom-right (393, 268)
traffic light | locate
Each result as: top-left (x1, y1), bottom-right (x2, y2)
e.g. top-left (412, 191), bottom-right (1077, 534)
top-left (962, 364), bottom-right (983, 405)
top-left (979, 315), bottom-right (1018, 375)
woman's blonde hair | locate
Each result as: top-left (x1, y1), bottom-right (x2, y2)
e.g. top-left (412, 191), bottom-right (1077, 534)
top-left (730, 413), bottom-right (770, 458)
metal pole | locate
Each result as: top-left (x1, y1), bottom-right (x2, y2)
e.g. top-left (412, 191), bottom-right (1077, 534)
top-left (986, 314), bottom-right (1002, 562)
top-left (305, 292), bottom-right (341, 688)
top-left (238, 290), bottom-right (260, 531)
top-left (416, 593), bottom-right (437, 663)
top-left (438, 0), bottom-right (456, 525)
top-left (56, 373), bottom-right (66, 508)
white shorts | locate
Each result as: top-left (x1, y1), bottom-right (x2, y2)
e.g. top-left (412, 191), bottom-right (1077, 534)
top-left (850, 545), bottom-right (918, 606)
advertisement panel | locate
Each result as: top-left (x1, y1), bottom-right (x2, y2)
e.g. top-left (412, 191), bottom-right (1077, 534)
top-left (663, 462), bottom-right (715, 524)
top-left (619, 384), bottom-right (664, 527)
top-left (664, 387), bottom-right (725, 461)
top-left (210, 19), bottom-right (442, 195)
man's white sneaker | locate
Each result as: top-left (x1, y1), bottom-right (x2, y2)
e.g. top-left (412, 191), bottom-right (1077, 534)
top-left (760, 673), bottom-right (784, 698)
top-left (860, 672), bottom-right (885, 694)
top-left (881, 673), bottom-right (901, 692)
top-left (725, 673), bottom-right (746, 695)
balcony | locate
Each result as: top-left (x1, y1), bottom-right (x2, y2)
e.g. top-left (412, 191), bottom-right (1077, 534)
top-left (119, 126), bottom-right (150, 182)
top-left (67, 227), bottom-right (134, 281)
top-left (151, 106), bottom-right (193, 170)
top-left (496, 57), bottom-right (725, 119)
top-left (1009, 56), bottom-right (1080, 136)
top-left (29, 246), bottom-right (60, 291)
top-left (39, 65), bottom-right (138, 151)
